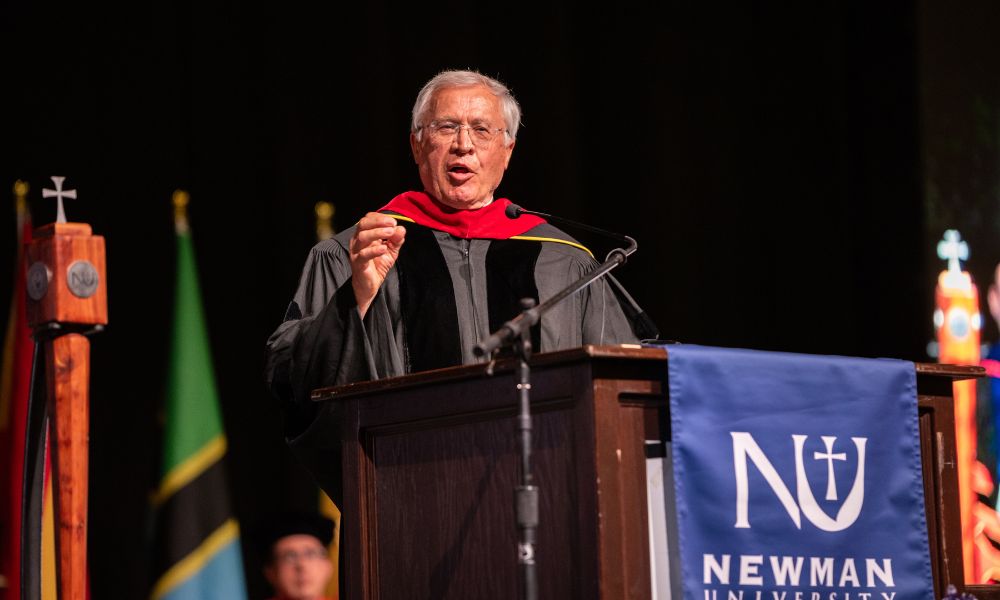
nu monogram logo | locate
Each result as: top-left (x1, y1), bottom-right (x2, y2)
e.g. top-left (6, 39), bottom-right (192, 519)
top-left (730, 432), bottom-right (867, 532)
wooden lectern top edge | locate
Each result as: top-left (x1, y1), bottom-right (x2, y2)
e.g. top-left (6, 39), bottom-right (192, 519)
top-left (311, 344), bottom-right (665, 402)
top-left (310, 344), bottom-right (984, 402)
top-left (914, 362), bottom-right (984, 380)
top-left (33, 222), bottom-right (93, 237)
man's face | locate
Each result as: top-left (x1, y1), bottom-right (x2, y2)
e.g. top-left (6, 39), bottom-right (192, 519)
top-left (410, 85), bottom-right (515, 210)
top-left (264, 534), bottom-right (333, 600)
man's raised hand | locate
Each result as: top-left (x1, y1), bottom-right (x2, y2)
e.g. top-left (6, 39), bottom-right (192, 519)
top-left (349, 213), bottom-right (406, 317)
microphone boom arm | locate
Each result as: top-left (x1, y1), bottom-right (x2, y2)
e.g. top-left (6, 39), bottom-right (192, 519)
top-left (473, 235), bottom-right (637, 357)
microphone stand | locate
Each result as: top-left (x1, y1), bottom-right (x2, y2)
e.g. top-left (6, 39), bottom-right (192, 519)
top-left (473, 235), bottom-right (637, 600)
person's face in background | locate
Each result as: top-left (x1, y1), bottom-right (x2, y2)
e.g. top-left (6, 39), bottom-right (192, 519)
top-left (988, 264), bottom-right (1000, 330)
top-left (264, 534), bottom-right (333, 600)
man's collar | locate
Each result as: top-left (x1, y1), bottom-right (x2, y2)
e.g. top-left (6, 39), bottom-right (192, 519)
top-left (379, 191), bottom-right (545, 239)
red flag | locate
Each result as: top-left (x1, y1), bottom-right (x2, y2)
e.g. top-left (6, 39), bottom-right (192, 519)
top-left (0, 185), bottom-right (33, 598)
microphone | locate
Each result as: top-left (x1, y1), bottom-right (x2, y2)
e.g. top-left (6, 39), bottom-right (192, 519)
top-left (505, 203), bottom-right (660, 341)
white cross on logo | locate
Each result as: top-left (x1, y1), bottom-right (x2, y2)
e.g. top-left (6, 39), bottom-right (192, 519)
top-left (814, 436), bottom-right (847, 501)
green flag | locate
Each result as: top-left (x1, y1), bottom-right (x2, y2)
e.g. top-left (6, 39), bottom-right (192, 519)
top-left (150, 192), bottom-right (248, 600)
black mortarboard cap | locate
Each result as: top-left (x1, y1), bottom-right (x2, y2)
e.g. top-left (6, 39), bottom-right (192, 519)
top-left (251, 511), bottom-right (335, 562)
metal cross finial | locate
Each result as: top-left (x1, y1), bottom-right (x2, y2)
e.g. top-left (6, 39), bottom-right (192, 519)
top-left (41, 176), bottom-right (77, 224)
top-left (315, 201), bottom-right (336, 241)
top-left (173, 189), bottom-right (190, 234)
top-left (937, 229), bottom-right (969, 275)
top-left (814, 436), bottom-right (847, 501)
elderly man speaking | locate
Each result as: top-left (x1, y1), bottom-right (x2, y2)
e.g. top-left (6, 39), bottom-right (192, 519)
top-left (265, 70), bottom-right (640, 501)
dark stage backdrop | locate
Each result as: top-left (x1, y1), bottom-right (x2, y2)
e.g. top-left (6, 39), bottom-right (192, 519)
top-left (1, 1), bottom-right (995, 598)
top-left (920, 2), bottom-right (1000, 337)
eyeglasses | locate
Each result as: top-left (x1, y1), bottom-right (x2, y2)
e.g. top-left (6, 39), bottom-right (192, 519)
top-left (274, 547), bottom-right (328, 565)
top-left (420, 120), bottom-right (507, 148)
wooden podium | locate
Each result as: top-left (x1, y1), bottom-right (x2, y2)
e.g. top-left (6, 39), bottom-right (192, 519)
top-left (312, 345), bottom-right (986, 600)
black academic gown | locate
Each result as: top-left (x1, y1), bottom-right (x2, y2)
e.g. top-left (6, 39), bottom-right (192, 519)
top-left (264, 219), bottom-right (638, 504)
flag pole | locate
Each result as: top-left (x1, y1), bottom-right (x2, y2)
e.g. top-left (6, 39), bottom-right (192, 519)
top-left (315, 199), bottom-right (341, 599)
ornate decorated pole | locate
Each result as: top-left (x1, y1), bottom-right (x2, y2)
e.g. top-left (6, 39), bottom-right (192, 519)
top-left (933, 229), bottom-right (982, 582)
top-left (24, 176), bottom-right (106, 600)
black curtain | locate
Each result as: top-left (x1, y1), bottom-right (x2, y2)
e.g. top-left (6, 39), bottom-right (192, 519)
top-left (0, 1), bottom-right (936, 597)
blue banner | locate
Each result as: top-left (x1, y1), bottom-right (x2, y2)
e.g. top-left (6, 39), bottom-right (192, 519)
top-left (667, 345), bottom-right (932, 600)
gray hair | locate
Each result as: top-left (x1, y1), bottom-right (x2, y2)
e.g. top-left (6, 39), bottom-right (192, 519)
top-left (411, 70), bottom-right (521, 144)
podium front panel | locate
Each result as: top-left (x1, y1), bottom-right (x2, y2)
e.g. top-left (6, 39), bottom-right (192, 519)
top-left (338, 356), bottom-right (615, 599)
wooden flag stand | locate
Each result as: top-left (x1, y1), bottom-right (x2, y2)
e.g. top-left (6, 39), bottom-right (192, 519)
top-left (23, 179), bottom-right (106, 600)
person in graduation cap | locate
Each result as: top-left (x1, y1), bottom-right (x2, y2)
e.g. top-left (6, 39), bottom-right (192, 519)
top-left (254, 512), bottom-right (336, 600)
top-left (265, 69), bottom-right (640, 504)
